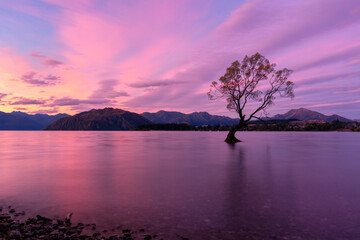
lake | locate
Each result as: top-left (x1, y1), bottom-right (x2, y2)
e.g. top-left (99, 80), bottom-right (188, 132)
top-left (0, 131), bottom-right (359, 239)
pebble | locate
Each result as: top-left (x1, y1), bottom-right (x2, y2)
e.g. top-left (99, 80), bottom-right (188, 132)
top-left (0, 206), bottom-right (171, 239)
top-left (9, 229), bottom-right (21, 237)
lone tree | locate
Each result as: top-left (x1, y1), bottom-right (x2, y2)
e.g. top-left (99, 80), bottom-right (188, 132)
top-left (208, 53), bottom-right (294, 144)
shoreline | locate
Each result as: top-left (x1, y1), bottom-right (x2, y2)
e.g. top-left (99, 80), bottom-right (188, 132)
top-left (0, 206), bottom-right (164, 240)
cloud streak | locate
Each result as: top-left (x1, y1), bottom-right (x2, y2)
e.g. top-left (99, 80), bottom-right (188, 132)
top-left (50, 97), bottom-right (110, 106)
top-left (20, 72), bottom-right (61, 86)
top-left (30, 53), bottom-right (64, 67)
top-left (10, 97), bottom-right (46, 105)
top-left (89, 79), bottom-right (129, 99)
top-left (0, 0), bottom-right (359, 118)
top-left (0, 93), bottom-right (8, 101)
top-left (126, 0), bottom-right (360, 118)
top-left (49, 79), bottom-right (128, 108)
top-left (129, 80), bottom-right (187, 88)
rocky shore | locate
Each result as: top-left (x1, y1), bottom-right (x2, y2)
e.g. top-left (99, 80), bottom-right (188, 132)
top-left (0, 206), bottom-right (165, 240)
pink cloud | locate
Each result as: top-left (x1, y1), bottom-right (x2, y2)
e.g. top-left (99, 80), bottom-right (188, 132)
top-left (44, 0), bottom-right (209, 79)
top-left (88, 79), bottom-right (128, 99)
top-left (125, 0), bottom-right (360, 118)
top-left (14, 107), bottom-right (27, 111)
top-left (10, 97), bottom-right (47, 105)
top-left (49, 97), bottom-right (111, 107)
top-left (30, 109), bottom-right (60, 114)
top-left (48, 79), bottom-right (128, 108)
top-left (51, 97), bottom-right (81, 106)
top-left (309, 100), bottom-right (360, 108)
top-left (30, 53), bottom-right (65, 67)
top-left (20, 72), bottom-right (61, 86)
top-left (42, 59), bottom-right (64, 67)
top-left (129, 79), bottom-right (187, 89)
top-left (30, 53), bottom-right (46, 59)
top-left (1, 0), bottom-right (360, 118)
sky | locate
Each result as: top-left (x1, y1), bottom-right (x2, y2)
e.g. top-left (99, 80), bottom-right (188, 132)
top-left (0, 0), bottom-right (359, 119)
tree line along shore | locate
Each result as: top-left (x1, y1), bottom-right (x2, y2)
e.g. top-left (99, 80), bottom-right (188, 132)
top-left (133, 120), bottom-right (360, 132)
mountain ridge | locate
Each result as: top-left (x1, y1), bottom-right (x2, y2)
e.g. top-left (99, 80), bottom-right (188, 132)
top-left (45, 108), bottom-right (152, 130)
top-left (269, 108), bottom-right (351, 122)
top-left (141, 110), bottom-right (240, 126)
top-left (0, 108), bottom-right (353, 130)
top-left (141, 108), bottom-right (352, 125)
top-left (0, 111), bottom-right (70, 130)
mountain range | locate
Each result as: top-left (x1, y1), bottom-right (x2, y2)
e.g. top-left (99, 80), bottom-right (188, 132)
top-left (45, 108), bottom-right (151, 130)
top-left (0, 108), bottom-right (353, 130)
top-left (141, 110), bottom-right (239, 126)
top-left (268, 108), bottom-right (351, 122)
top-left (0, 111), bottom-right (69, 130)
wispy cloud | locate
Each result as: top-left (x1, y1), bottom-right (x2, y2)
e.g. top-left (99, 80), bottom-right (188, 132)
top-left (129, 79), bottom-right (186, 88)
top-left (0, 93), bottom-right (8, 101)
top-left (308, 100), bottom-right (360, 108)
top-left (294, 45), bottom-right (360, 72)
top-left (14, 107), bottom-right (27, 111)
top-left (89, 79), bottom-right (129, 99)
top-left (30, 53), bottom-right (46, 58)
top-left (42, 59), bottom-right (64, 67)
top-left (20, 72), bottom-right (61, 86)
top-left (10, 97), bottom-right (46, 105)
top-left (126, 0), bottom-right (360, 117)
top-left (0, 0), bottom-right (359, 118)
top-left (50, 97), bottom-right (81, 106)
top-left (344, 88), bottom-right (360, 94)
top-left (30, 108), bottom-right (61, 114)
top-left (49, 79), bottom-right (128, 108)
top-left (30, 53), bottom-right (64, 67)
top-left (50, 97), bottom-right (110, 106)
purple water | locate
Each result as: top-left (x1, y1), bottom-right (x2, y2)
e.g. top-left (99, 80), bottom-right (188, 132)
top-left (0, 131), bottom-right (359, 239)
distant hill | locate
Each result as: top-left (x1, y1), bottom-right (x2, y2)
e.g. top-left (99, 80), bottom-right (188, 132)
top-left (0, 111), bottom-right (69, 130)
top-left (269, 108), bottom-right (351, 122)
top-left (1, 107), bottom-right (352, 131)
top-left (141, 108), bottom-right (351, 126)
top-left (141, 110), bottom-right (239, 126)
top-left (10, 111), bottom-right (70, 127)
top-left (45, 108), bottom-right (152, 130)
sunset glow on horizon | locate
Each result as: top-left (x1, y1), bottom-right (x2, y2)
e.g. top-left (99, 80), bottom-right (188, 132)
top-left (0, 0), bottom-right (359, 118)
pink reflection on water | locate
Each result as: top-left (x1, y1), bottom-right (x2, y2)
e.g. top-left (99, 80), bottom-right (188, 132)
top-left (1, 131), bottom-right (360, 239)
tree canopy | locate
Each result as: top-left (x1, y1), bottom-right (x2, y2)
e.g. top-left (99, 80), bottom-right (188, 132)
top-left (208, 52), bottom-right (294, 143)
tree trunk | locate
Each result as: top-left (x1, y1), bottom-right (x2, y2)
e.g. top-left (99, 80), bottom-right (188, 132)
top-left (224, 124), bottom-right (242, 144)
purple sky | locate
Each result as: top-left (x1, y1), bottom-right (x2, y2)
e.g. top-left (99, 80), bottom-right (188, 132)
top-left (0, 0), bottom-right (359, 119)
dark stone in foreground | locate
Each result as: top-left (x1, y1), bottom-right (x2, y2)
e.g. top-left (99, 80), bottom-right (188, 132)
top-left (36, 214), bottom-right (52, 222)
top-left (0, 207), bottom-right (169, 240)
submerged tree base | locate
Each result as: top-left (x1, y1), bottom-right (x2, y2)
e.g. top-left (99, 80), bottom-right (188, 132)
top-left (224, 135), bottom-right (242, 144)
top-left (224, 126), bottom-right (243, 144)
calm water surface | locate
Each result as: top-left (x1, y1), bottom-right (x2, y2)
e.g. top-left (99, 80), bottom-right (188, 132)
top-left (0, 131), bottom-right (359, 239)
